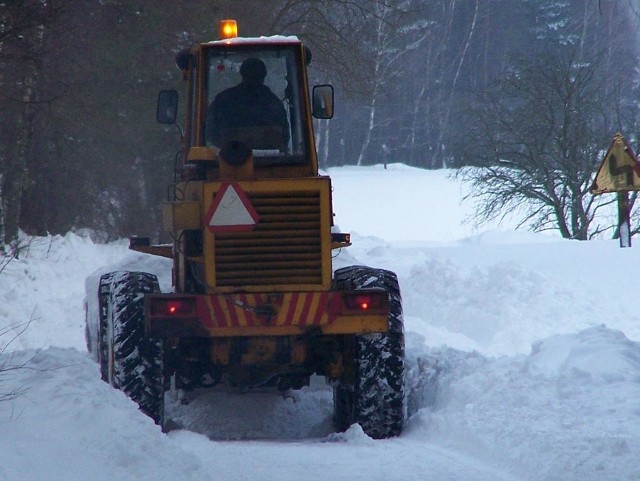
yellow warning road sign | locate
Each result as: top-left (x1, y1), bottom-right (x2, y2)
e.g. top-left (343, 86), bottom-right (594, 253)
top-left (591, 133), bottom-right (640, 194)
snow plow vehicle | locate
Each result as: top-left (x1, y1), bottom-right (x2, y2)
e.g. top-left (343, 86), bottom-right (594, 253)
top-left (85, 20), bottom-right (405, 439)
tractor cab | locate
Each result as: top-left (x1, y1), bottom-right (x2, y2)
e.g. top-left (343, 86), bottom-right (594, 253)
top-left (159, 20), bottom-right (333, 179)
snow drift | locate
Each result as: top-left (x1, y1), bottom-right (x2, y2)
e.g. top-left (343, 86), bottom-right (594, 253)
top-left (1, 165), bottom-right (639, 480)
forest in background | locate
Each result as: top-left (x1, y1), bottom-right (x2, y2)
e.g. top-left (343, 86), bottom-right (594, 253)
top-left (1, 0), bottom-right (639, 242)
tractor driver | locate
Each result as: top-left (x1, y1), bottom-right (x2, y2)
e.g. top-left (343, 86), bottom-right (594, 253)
top-left (206, 57), bottom-right (290, 150)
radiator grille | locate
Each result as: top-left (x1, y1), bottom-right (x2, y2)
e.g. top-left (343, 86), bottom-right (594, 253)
top-left (214, 190), bottom-right (322, 287)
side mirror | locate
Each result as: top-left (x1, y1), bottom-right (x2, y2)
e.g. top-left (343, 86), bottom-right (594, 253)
top-left (312, 84), bottom-right (334, 119)
top-left (304, 46), bottom-right (312, 66)
top-left (157, 90), bottom-right (178, 124)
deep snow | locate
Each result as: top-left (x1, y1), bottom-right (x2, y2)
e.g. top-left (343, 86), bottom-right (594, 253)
top-left (1, 164), bottom-right (639, 480)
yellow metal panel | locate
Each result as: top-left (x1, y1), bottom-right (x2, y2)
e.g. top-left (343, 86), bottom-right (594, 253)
top-left (211, 339), bottom-right (230, 364)
top-left (162, 201), bottom-right (202, 232)
top-left (240, 338), bottom-right (277, 364)
top-left (190, 291), bottom-right (388, 337)
top-left (202, 177), bottom-right (333, 292)
top-left (130, 245), bottom-right (173, 259)
top-left (187, 146), bottom-right (217, 162)
top-left (209, 337), bottom-right (309, 366)
top-left (291, 340), bottom-right (306, 364)
top-left (197, 315), bottom-right (388, 338)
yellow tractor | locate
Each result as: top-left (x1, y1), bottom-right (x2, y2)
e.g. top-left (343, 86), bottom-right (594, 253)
top-left (86, 20), bottom-right (404, 439)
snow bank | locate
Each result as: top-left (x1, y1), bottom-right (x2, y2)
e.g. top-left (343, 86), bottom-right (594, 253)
top-left (0, 348), bottom-right (213, 481)
top-left (2, 164), bottom-right (640, 480)
top-left (342, 231), bottom-right (640, 356)
top-left (0, 232), bottom-right (175, 354)
top-left (407, 326), bottom-right (640, 481)
top-left (0, 233), bottom-right (129, 352)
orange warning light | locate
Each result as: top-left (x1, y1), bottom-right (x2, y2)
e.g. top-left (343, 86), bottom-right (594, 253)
top-left (219, 19), bottom-right (238, 40)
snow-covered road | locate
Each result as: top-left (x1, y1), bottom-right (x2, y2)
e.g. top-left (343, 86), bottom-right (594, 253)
top-left (1, 165), bottom-right (639, 480)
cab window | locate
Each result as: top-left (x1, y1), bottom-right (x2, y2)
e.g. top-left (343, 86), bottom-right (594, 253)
top-left (204, 46), bottom-right (307, 164)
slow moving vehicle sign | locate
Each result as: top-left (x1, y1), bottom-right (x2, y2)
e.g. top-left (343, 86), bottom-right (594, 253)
top-left (205, 183), bottom-right (260, 232)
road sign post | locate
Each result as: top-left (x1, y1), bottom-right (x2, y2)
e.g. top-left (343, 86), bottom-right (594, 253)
top-left (590, 133), bottom-right (640, 248)
top-left (618, 191), bottom-right (631, 248)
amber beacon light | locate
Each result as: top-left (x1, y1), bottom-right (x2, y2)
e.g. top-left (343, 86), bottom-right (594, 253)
top-left (219, 19), bottom-right (238, 39)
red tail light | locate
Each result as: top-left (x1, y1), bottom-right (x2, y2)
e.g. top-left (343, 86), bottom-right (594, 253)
top-left (355, 295), bottom-right (371, 310)
top-left (166, 301), bottom-right (182, 314)
top-left (149, 296), bottom-right (196, 317)
top-left (342, 291), bottom-right (387, 312)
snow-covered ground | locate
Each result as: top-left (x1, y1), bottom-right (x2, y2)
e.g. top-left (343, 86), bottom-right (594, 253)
top-left (1, 164), bottom-right (639, 480)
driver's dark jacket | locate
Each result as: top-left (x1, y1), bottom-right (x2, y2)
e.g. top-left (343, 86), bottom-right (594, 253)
top-left (206, 81), bottom-right (290, 147)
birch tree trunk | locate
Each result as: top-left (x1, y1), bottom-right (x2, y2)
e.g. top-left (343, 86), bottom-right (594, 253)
top-left (319, 119), bottom-right (330, 169)
top-left (432, 0), bottom-right (479, 169)
top-left (356, 3), bottom-right (385, 167)
top-left (313, 119), bottom-right (330, 169)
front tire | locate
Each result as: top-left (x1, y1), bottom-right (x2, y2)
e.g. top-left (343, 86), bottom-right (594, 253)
top-left (333, 266), bottom-right (405, 439)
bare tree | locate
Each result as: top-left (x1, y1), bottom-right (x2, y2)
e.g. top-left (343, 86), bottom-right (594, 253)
top-left (458, 48), bottom-right (637, 240)
top-left (0, 319), bottom-right (33, 403)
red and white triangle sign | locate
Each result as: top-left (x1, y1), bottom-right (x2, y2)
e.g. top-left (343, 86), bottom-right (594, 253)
top-left (205, 183), bottom-right (260, 233)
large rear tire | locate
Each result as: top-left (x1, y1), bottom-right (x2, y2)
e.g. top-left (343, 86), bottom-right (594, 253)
top-left (96, 272), bottom-right (119, 382)
top-left (333, 266), bottom-right (405, 439)
top-left (101, 271), bottom-right (165, 425)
